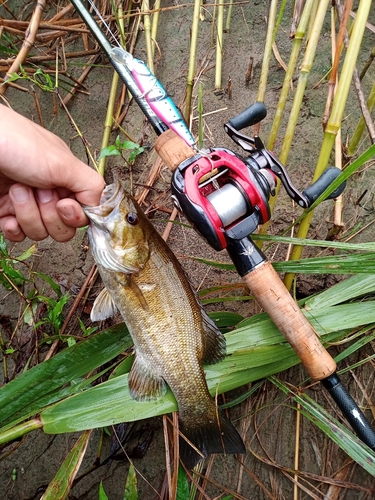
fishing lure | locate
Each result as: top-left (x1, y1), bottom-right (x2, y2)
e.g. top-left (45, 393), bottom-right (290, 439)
top-left (111, 47), bottom-right (196, 148)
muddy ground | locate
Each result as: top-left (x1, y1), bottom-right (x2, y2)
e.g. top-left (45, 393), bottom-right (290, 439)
top-left (1, 0), bottom-right (375, 499)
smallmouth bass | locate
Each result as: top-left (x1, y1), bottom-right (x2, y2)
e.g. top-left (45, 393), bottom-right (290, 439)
top-left (83, 180), bottom-right (245, 469)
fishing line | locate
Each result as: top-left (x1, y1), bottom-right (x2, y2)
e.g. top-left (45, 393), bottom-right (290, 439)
top-left (87, 0), bottom-right (121, 47)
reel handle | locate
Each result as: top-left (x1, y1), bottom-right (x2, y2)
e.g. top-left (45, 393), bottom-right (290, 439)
top-left (228, 102), bottom-right (267, 131)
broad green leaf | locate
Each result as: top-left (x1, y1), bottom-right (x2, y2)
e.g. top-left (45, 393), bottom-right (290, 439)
top-left (193, 252), bottom-right (375, 275)
top-left (41, 430), bottom-right (92, 500)
top-left (0, 324), bottom-right (131, 426)
top-left (252, 234), bottom-right (375, 252)
top-left (176, 464), bottom-right (189, 500)
top-left (123, 463), bottom-right (138, 500)
top-left (99, 481), bottom-right (109, 500)
top-left (304, 273), bottom-right (375, 310)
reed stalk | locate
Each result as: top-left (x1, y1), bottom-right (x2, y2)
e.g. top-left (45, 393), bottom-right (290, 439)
top-left (348, 82), bottom-right (375, 155)
top-left (254, 0), bottom-right (278, 130)
top-left (258, 0), bottom-right (327, 241)
top-left (98, 3), bottom-right (125, 176)
top-left (197, 82), bottom-right (204, 149)
top-left (214, 0), bottom-right (225, 90)
top-left (267, 0), bottom-right (315, 151)
top-left (225, 0), bottom-right (233, 32)
top-left (185, 0), bottom-right (202, 122)
top-left (284, 0), bottom-right (373, 290)
top-left (151, 0), bottom-right (161, 58)
top-left (142, 0), bottom-right (154, 72)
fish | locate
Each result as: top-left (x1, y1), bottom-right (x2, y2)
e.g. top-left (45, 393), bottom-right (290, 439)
top-left (83, 180), bottom-right (245, 469)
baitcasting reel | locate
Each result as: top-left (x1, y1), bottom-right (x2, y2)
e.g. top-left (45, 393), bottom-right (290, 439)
top-left (171, 102), bottom-right (346, 251)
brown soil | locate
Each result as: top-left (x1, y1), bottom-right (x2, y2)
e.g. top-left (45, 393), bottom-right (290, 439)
top-left (1, 1), bottom-right (375, 499)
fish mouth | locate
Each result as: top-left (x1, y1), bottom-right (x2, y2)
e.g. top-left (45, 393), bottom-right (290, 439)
top-left (82, 180), bottom-right (140, 274)
top-left (82, 180), bottom-right (123, 224)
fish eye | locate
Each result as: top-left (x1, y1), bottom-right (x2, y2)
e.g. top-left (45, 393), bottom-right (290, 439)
top-left (126, 212), bottom-right (139, 225)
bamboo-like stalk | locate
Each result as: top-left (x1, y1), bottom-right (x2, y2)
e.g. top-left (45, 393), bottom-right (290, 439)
top-left (267, 0), bottom-right (315, 151)
top-left (0, 418), bottom-right (42, 445)
top-left (278, 0), bottom-right (330, 166)
top-left (348, 81), bottom-right (375, 155)
top-left (0, 0), bottom-right (46, 95)
top-left (322, 0), bottom-right (353, 130)
top-left (214, 0), bottom-right (224, 90)
top-left (258, 0), bottom-right (324, 240)
top-left (225, 0), bottom-right (233, 32)
top-left (97, 3), bottom-right (125, 177)
top-left (185, 0), bottom-right (202, 122)
top-left (151, 0), bottom-right (161, 59)
top-left (254, 0), bottom-right (278, 133)
top-left (142, 0), bottom-right (154, 72)
top-left (284, 0), bottom-right (373, 290)
top-left (197, 82), bottom-right (204, 149)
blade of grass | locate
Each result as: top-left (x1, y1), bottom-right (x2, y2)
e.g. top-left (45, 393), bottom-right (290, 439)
top-left (41, 430), bottom-right (92, 500)
top-left (270, 377), bottom-right (375, 476)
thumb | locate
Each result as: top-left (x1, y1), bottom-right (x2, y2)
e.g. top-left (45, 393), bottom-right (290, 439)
top-left (59, 160), bottom-right (105, 207)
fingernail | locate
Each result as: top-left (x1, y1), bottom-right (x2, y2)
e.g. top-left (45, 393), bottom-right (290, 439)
top-left (59, 205), bottom-right (75, 219)
top-left (8, 226), bottom-right (21, 235)
top-left (11, 186), bottom-right (30, 203)
top-left (37, 189), bottom-right (54, 204)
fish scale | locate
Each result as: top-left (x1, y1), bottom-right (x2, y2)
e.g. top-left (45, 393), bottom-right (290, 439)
top-left (83, 180), bottom-right (245, 468)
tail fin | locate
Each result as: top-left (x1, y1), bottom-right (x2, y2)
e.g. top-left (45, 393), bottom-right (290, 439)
top-left (179, 412), bottom-right (245, 470)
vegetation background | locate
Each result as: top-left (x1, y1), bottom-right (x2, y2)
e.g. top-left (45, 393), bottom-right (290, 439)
top-left (0, 0), bottom-right (375, 498)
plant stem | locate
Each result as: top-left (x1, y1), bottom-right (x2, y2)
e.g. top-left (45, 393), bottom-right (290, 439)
top-left (214, 0), bottom-right (225, 90)
top-left (284, 0), bottom-right (373, 290)
top-left (142, 0), bottom-right (154, 72)
top-left (0, 418), bottom-right (42, 445)
top-left (98, 3), bottom-right (125, 177)
top-left (348, 82), bottom-right (375, 155)
top-left (185, 0), bottom-right (202, 122)
top-left (255, 0), bottom-right (278, 124)
top-left (151, 0), bottom-right (161, 58)
top-left (225, 0), bottom-right (233, 32)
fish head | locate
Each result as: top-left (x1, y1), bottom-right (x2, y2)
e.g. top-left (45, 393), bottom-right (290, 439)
top-left (83, 180), bottom-right (150, 274)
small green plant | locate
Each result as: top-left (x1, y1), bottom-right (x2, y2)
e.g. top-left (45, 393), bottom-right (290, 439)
top-left (98, 135), bottom-right (145, 167)
top-left (5, 66), bottom-right (55, 92)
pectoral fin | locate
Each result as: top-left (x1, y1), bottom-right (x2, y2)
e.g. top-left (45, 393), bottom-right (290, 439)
top-left (128, 354), bottom-right (166, 401)
top-left (91, 288), bottom-right (118, 321)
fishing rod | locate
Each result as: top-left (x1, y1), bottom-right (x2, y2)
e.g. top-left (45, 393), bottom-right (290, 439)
top-left (154, 106), bottom-right (375, 452)
top-left (74, 1), bottom-right (375, 451)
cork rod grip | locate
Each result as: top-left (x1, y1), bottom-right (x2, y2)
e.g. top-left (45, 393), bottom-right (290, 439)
top-left (243, 261), bottom-right (337, 380)
top-left (155, 129), bottom-right (195, 171)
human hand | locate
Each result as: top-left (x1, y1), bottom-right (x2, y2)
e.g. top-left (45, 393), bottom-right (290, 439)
top-left (0, 104), bottom-right (105, 242)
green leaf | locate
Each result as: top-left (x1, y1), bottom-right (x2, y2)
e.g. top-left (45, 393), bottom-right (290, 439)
top-left (121, 140), bottom-right (140, 150)
top-left (270, 377), bottom-right (375, 476)
top-left (37, 272), bottom-right (63, 297)
top-left (42, 430), bottom-right (91, 500)
top-left (123, 463), bottom-right (138, 500)
top-left (98, 145), bottom-right (121, 160)
top-left (0, 324), bottom-right (132, 426)
top-left (99, 481), bottom-right (109, 500)
top-left (176, 464), bottom-right (189, 500)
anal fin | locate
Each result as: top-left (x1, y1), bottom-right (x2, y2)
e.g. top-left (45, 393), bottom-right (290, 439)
top-left (128, 353), bottom-right (166, 401)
